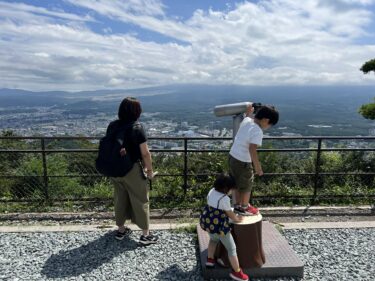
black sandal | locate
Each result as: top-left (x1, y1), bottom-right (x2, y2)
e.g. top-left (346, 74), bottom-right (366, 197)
top-left (115, 227), bottom-right (132, 240)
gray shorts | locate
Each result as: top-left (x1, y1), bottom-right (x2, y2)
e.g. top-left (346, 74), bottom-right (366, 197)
top-left (228, 155), bottom-right (254, 193)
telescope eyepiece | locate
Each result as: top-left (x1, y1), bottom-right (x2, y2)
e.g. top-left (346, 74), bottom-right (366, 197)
top-left (251, 102), bottom-right (262, 114)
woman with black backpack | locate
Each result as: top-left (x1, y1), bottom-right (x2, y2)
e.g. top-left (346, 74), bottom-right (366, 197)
top-left (106, 97), bottom-right (158, 245)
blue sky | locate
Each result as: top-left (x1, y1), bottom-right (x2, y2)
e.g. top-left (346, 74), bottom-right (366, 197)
top-left (1, 0), bottom-right (375, 91)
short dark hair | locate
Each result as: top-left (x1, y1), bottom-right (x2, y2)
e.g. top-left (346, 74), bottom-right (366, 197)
top-left (118, 97), bottom-right (142, 122)
top-left (213, 173), bottom-right (236, 194)
top-left (255, 105), bottom-right (279, 126)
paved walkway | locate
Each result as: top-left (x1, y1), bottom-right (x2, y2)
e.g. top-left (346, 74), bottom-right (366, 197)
top-left (1, 220), bottom-right (375, 233)
top-left (1, 205), bottom-right (373, 233)
top-left (0, 205), bottom-right (373, 220)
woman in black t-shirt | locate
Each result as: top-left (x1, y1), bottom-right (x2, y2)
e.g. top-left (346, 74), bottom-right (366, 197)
top-left (108, 97), bottom-right (158, 245)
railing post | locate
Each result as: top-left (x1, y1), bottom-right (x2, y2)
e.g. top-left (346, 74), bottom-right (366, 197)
top-left (312, 138), bottom-right (322, 205)
top-left (183, 138), bottom-right (188, 193)
top-left (41, 138), bottom-right (49, 201)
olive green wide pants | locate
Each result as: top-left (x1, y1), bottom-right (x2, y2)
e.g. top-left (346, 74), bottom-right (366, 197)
top-left (111, 163), bottom-right (150, 230)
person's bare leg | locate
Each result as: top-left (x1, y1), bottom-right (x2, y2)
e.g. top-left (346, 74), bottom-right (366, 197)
top-left (241, 191), bottom-right (251, 206)
top-left (228, 255), bottom-right (241, 272)
top-left (231, 190), bottom-right (237, 206)
top-left (208, 240), bottom-right (218, 259)
top-left (233, 190), bottom-right (241, 206)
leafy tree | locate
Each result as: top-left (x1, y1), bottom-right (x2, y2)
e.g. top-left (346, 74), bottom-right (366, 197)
top-left (358, 100), bottom-right (375, 120)
top-left (360, 59), bottom-right (375, 74)
top-left (359, 59), bottom-right (375, 120)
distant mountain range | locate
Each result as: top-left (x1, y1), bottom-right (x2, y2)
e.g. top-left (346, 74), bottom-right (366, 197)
top-left (0, 84), bottom-right (374, 135)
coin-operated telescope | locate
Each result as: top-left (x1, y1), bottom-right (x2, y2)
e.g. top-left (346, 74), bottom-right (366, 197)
top-left (214, 102), bottom-right (261, 137)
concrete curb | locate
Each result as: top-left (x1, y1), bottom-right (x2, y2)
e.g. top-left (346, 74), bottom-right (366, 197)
top-left (0, 205), bottom-right (372, 217)
top-left (0, 223), bottom-right (193, 233)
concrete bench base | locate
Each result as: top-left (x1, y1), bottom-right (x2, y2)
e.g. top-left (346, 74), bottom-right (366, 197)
top-left (197, 221), bottom-right (304, 279)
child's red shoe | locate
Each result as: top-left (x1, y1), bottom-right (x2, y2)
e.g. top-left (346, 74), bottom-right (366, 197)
top-left (229, 268), bottom-right (249, 281)
top-left (244, 204), bottom-right (259, 215)
top-left (205, 257), bottom-right (215, 268)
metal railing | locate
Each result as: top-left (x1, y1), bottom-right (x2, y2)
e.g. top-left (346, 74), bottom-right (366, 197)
top-left (0, 136), bottom-right (374, 205)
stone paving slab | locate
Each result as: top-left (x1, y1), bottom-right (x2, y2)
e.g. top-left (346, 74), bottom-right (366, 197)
top-left (198, 221), bottom-right (304, 279)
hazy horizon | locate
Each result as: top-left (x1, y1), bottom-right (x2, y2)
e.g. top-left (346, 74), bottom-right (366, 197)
top-left (1, 83), bottom-right (375, 95)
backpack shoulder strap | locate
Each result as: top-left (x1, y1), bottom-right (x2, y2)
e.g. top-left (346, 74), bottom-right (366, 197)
top-left (117, 121), bottom-right (143, 149)
top-left (216, 194), bottom-right (227, 209)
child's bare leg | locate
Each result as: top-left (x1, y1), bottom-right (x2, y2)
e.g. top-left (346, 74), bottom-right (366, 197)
top-left (220, 232), bottom-right (240, 271)
top-left (235, 190), bottom-right (250, 206)
top-left (207, 240), bottom-right (218, 259)
top-left (228, 255), bottom-right (241, 272)
top-left (241, 191), bottom-right (251, 206)
top-left (233, 190), bottom-right (241, 205)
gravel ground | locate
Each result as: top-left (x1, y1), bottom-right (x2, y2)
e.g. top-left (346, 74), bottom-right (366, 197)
top-left (284, 228), bottom-right (375, 281)
top-left (0, 228), bottom-right (374, 281)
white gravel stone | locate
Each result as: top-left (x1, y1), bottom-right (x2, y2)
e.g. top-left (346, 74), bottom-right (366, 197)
top-left (0, 228), bottom-right (374, 280)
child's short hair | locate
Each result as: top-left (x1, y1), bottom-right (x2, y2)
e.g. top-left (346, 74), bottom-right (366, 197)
top-left (255, 105), bottom-right (279, 126)
top-left (213, 173), bottom-right (236, 194)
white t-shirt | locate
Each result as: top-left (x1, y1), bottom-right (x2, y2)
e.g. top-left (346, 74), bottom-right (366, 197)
top-left (229, 117), bottom-right (263, 163)
top-left (207, 188), bottom-right (231, 211)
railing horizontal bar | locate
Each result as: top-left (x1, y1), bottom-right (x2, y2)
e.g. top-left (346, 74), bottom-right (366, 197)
top-left (0, 136), bottom-right (99, 140)
top-left (2, 148), bottom-right (374, 153)
top-left (0, 149), bottom-right (97, 153)
top-left (253, 194), bottom-right (375, 199)
top-left (1, 194), bottom-right (374, 203)
top-left (0, 197), bottom-right (147, 203)
top-left (152, 149), bottom-right (230, 153)
top-left (153, 136), bottom-right (375, 140)
top-left (1, 172), bottom-right (374, 178)
top-left (1, 136), bottom-right (375, 140)
top-left (0, 174), bottom-right (185, 178)
top-left (321, 148), bottom-right (375, 151)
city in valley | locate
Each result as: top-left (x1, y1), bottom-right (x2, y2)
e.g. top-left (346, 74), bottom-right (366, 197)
top-left (0, 85), bottom-right (374, 150)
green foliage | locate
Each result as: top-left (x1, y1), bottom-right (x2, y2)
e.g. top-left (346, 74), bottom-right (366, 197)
top-left (358, 100), bottom-right (375, 120)
top-left (360, 59), bottom-right (375, 74)
top-left (359, 59), bottom-right (375, 119)
top-left (88, 178), bottom-right (113, 198)
top-left (10, 153), bottom-right (82, 199)
top-left (172, 224), bottom-right (198, 235)
top-left (0, 130), bottom-right (28, 172)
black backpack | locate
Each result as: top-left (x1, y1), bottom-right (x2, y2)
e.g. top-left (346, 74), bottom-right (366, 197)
top-left (95, 122), bottom-right (135, 177)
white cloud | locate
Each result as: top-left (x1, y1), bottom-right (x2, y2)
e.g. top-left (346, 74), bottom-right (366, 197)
top-left (66, 0), bottom-right (165, 17)
top-left (0, 0), bottom-right (374, 91)
top-left (0, 1), bottom-right (93, 23)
